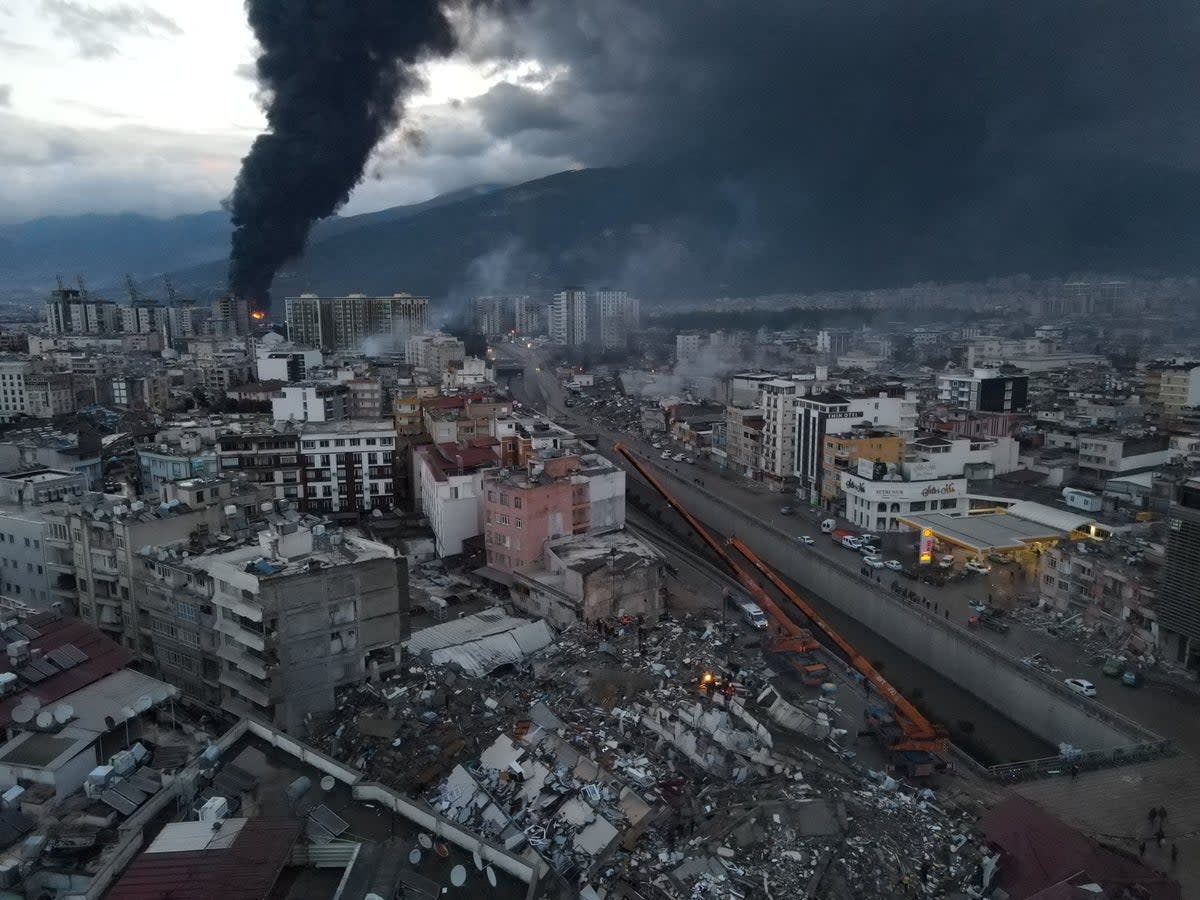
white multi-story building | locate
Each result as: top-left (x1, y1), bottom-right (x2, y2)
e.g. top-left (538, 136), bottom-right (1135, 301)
top-left (936, 368), bottom-right (1029, 412)
top-left (406, 332), bottom-right (466, 372)
top-left (298, 419), bottom-right (398, 515)
top-left (120, 301), bottom-right (164, 334)
top-left (0, 359), bottom-right (32, 422)
top-left (1147, 360), bottom-right (1200, 414)
top-left (284, 293), bottom-right (429, 356)
top-left (414, 441), bottom-right (498, 556)
top-left (906, 434), bottom-right (1020, 479)
top-left (793, 391), bottom-right (918, 502)
top-left (758, 379), bottom-right (800, 485)
top-left (256, 347), bottom-right (323, 382)
top-left (45, 290), bottom-right (120, 334)
top-left (841, 462), bottom-right (969, 532)
top-left (271, 383), bottom-right (349, 423)
top-left (445, 356), bottom-right (492, 390)
top-left (549, 289), bottom-right (589, 346)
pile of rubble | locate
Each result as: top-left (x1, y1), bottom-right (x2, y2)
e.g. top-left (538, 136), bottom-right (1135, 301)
top-left (310, 611), bottom-right (996, 897)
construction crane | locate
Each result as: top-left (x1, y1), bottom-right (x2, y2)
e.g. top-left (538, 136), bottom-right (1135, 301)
top-left (729, 538), bottom-right (947, 765)
top-left (614, 443), bottom-right (946, 773)
top-left (163, 276), bottom-right (178, 306)
top-left (612, 442), bottom-right (816, 650)
top-left (125, 273), bottom-right (140, 303)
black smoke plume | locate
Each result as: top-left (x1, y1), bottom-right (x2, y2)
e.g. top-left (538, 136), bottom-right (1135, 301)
top-left (227, 0), bottom-right (457, 307)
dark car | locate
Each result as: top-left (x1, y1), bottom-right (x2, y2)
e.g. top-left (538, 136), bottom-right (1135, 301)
top-left (780, 506), bottom-right (796, 516)
top-left (900, 567), bottom-right (920, 580)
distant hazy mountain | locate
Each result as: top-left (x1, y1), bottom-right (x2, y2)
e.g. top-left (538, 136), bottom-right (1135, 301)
top-left (0, 183), bottom-right (503, 298)
top-left (156, 160), bottom-right (1200, 307)
top-left (0, 210), bottom-right (231, 296)
top-left (9, 160), bottom-right (1200, 306)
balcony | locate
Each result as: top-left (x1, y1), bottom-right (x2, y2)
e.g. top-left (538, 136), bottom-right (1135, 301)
top-left (216, 642), bottom-right (269, 680)
top-left (219, 670), bottom-right (272, 708)
top-left (213, 616), bottom-right (266, 652)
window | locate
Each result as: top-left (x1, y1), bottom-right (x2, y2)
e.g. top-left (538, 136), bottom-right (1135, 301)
top-left (909, 501), bottom-right (926, 512)
top-left (450, 487), bottom-right (460, 500)
top-left (334, 439), bottom-right (346, 447)
top-left (940, 499), bottom-right (956, 509)
top-left (1043, 574), bottom-right (1055, 586)
top-left (366, 438), bottom-right (377, 446)
top-left (515, 518), bottom-right (523, 529)
top-left (514, 497), bottom-right (523, 509)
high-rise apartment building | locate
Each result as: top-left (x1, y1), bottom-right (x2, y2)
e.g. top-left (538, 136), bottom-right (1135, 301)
top-left (549, 289), bottom-right (589, 346)
top-left (1161, 478), bottom-right (1200, 670)
top-left (285, 293), bottom-right (429, 356)
top-left (472, 295), bottom-right (539, 336)
top-left (591, 290), bottom-right (640, 350)
top-left (45, 289), bottom-right (120, 335)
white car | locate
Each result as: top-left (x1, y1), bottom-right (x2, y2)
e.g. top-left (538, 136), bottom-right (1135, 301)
top-left (672, 454), bottom-right (685, 462)
top-left (858, 543), bottom-right (879, 555)
top-left (965, 560), bottom-right (992, 575)
top-left (795, 535), bottom-right (815, 545)
top-left (883, 559), bottom-right (903, 571)
top-left (862, 556), bottom-right (885, 569)
top-left (1064, 678), bottom-right (1097, 697)
top-left (660, 451), bottom-right (671, 459)
top-left (841, 536), bottom-right (863, 550)
top-left (937, 554), bottom-right (955, 569)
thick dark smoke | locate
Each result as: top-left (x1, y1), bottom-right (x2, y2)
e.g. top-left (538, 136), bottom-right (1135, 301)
top-left (451, 0), bottom-right (1200, 287)
top-left (227, 0), bottom-right (457, 306)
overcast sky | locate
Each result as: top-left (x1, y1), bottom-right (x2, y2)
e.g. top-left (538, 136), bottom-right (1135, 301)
top-left (0, 0), bottom-right (572, 224)
top-left (4, 0), bottom-right (1198, 235)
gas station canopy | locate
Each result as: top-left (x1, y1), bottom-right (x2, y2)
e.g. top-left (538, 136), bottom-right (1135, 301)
top-left (896, 507), bottom-right (1088, 554)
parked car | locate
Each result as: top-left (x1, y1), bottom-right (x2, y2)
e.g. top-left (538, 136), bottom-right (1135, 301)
top-left (1064, 678), bottom-right (1097, 697)
top-left (820, 518), bottom-right (837, 533)
top-left (862, 556), bottom-right (885, 569)
top-left (1121, 670), bottom-right (1143, 688)
top-left (883, 559), bottom-right (903, 571)
top-left (900, 567), bottom-right (919, 580)
top-left (795, 535), bottom-right (815, 545)
top-left (858, 542), bottom-right (879, 556)
top-left (780, 506), bottom-right (796, 516)
top-left (660, 451), bottom-right (671, 459)
top-left (937, 555), bottom-right (955, 569)
top-left (859, 533), bottom-right (880, 545)
top-left (841, 535), bottom-right (863, 550)
top-left (965, 560), bottom-right (992, 575)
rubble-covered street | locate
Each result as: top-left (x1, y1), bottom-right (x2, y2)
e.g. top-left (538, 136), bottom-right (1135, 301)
top-left (311, 611), bottom-right (997, 898)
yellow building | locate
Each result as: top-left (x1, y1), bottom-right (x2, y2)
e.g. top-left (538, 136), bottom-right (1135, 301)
top-left (820, 429), bottom-right (904, 505)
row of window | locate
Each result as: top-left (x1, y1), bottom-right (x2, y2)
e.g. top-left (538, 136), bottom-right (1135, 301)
top-left (487, 491), bottom-right (524, 508)
top-left (0, 533), bottom-right (39, 549)
top-left (0, 559), bottom-right (43, 575)
top-left (300, 437), bottom-right (394, 449)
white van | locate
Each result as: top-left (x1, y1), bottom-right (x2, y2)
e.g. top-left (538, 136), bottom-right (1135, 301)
top-left (738, 600), bottom-right (769, 629)
top-left (820, 518), bottom-right (837, 533)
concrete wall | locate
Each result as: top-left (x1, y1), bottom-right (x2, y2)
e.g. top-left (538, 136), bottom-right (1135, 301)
top-left (635, 466), bottom-right (1157, 754)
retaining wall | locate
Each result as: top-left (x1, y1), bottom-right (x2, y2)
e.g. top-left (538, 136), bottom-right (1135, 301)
top-left (629, 469), bottom-right (1160, 753)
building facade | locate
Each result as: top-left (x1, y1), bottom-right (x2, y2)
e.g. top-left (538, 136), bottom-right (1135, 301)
top-left (1160, 479), bottom-right (1200, 670)
top-left (549, 289), bottom-right (589, 346)
top-left (820, 429), bottom-right (904, 507)
top-left (298, 420), bottom-right (398, 515)
top-left (937, 369), bottom-right (1029, 412)
top-left (284, 293), bottom-right (429, 356)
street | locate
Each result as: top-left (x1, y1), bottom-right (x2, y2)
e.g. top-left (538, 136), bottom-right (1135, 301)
top-left (496, 340), bottom-right (1200, 761)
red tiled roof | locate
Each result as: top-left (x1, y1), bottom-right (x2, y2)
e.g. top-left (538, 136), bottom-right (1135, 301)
top-left (434, 442), bottom-right (499, 469)
top-left (467, 435), bottom-right (500, 448)
top-left (980, 797), bottom-right (1180, 900)
top-left (0, 615), bottom-right (132, 731)
top-left (106, 818), bottom-right (303, 900)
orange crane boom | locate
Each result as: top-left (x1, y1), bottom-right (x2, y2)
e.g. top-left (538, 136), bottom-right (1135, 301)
top-left (613, 441), bottom-right (944, 756)
top-left (730, 537), bottom-right (946, 753)
top-left (613, 443), bottom-right (807, 643)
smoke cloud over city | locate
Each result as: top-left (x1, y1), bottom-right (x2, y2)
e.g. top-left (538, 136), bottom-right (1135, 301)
top-left (226, 0), bottom-right (461, 308)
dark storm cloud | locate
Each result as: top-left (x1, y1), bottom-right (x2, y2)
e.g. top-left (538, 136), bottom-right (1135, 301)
top-left (474, 81), bottom-right (573, 138)
top-left (41, 0), bottom-right (182, 59)
top-left (462, 0), bottom-right (1200, 188)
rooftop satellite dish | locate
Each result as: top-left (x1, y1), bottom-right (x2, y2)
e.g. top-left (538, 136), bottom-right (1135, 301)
top-left (54, 704), bottom-right (73, 724)
top-left (11, 704), bottom-right (35, 725)
top-left (36, 711), bottom-right (53, 729)
top-left (408, 848), bottom-right (421, 866)
top-left (486, 866), bottom-right (497, 888)
top-left (319, 775), bottom-right (335, 792)
top-left (450, 865), bottom-right (467, 887)
top-left (134, 694), bottom-right (153, 714)
top-left (417, 833), bottom-right (433, 850)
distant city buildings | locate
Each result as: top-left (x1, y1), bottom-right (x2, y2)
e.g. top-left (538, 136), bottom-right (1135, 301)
top-left (284, 292), bottom-right (429, 356)
top-left (548, 288), bottom-right (639, 350)
top-left (936, 368), bottom-right (1029, 412)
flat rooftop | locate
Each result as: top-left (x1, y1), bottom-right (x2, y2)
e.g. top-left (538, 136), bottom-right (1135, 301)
top-left (897, 511), bottom-right (1071, 553)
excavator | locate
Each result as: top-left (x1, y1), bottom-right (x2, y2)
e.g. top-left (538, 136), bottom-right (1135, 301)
top-left (614, 442), bottom-right (947, 777)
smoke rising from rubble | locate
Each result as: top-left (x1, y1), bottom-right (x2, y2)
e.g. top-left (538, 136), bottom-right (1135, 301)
top-left (227, 0), bottom-right (461, 308)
